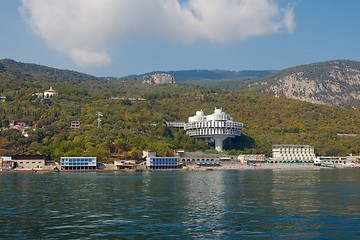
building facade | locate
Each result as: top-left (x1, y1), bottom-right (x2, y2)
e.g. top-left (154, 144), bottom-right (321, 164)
top-left (314, 156), bottom-right (349, 166)
top-left (238, 154), bottom-right (266, 163)
top-left (114, 160), bottom-right (137, 170)
top-left (146, 157), bottom-right (179, 169)
top-left (184, 108), bottom-right (243, 151)
top-left (176, 151), bottom-right (236, 166)
top-left (70, 121), bottom-right (80, 129)
top-left (10, 154), bottom-right (53, 169)
top-left (272, 145), bottom-right (316, 163)
top-left (0, 156), bottom-right (14, 171)
top-left (60, 157), bottom-right (97, 170)
top-left (44, 87), bottom-right (58, 99)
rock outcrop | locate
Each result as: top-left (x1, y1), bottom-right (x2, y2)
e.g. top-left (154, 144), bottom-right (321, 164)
top-left (259, 60), bottom-right (360, 106)
top-left (142, 73), bottom-right (175, 84)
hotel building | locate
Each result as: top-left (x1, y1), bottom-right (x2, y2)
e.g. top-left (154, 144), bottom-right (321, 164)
top-left (271, 145), bottom-right (316, 163)
top-left (184, 108), bottom-right (243, 151)
top-left (60, 157), bottom-right (97, 170)
top-left (146, 157), bottom-right (179, 169)
top-left (143, 150), bottom-right (180, 169)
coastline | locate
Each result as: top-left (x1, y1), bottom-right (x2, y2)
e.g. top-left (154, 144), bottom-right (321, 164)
top-left (184, 163), bottom-right (325, 171)
top-left (1, 162), bottom-right (359, 174)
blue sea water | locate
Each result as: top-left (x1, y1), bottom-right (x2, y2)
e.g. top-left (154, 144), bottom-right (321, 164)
top-left (0, 169), bottom-right (359, 239)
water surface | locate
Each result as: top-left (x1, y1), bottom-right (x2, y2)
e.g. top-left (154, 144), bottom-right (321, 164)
top-left (0, 169), bottom-right (359, 239)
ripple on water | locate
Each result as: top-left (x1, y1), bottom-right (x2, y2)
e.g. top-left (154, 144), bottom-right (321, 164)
top-left (0, 170), bottom-right (359, 239)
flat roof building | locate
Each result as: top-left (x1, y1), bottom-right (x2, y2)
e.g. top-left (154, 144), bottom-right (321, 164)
top-left (60, 157), bottom-right (97, 170)
top-left (114, 160), bottom-right (136, 170)
top-left (238, 154), bottom-right (266, 163)
top-left (177, 151), bottom-right (236, 166)
top-left (10, 154), bottom-right (54, 170)
top-left (146, 157), bottom-right (179, 169)
top-left (272, 145), bottom-right (316, 163)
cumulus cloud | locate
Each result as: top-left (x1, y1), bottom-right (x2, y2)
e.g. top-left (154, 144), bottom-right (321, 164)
top-left (20, 0), bottom-right (296, 67)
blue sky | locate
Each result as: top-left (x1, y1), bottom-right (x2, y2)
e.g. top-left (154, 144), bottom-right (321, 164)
top-left (1, 0), bottom-right (360, 77)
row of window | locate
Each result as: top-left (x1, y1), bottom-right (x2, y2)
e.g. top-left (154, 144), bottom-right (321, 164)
top-left (187, 129), bottom-right (241, 136)
top-left (60, 158), bottom-right (96, 166)
top-left (274, 154), bottom-right (315, 157)
top-left (185, 121), bottom-right (242, 129)
top-left (277, 157), bottom-right (315, 160)
top-left (62, 162), bottom-right (93, 166)
top-left (18, 161), bottom-right (43, 164)
top-left (274, 148), bottom-right (313, 151)
top-left (149, 159), bottom-right (178, 163)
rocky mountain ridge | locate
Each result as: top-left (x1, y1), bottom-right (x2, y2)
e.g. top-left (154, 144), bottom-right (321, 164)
top-left (256, 60), bottom-right (360, 106)
top-left (2, 58), bottom-right (360, 107)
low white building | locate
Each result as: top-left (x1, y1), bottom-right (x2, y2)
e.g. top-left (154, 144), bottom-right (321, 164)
top-left (271, 145), bottom-right (316, 163)
top-left (114, 160), bottom-right (136, 169)
top-left (314, 156), bottom-right (355, 166)
top-left (238, 154), bottom-right (266, 163)
top-left (144, 151), bottom-right (179, 169)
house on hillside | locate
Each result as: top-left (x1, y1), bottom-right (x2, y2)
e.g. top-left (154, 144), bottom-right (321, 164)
top-left (44, 87), bottom-right (58, 99)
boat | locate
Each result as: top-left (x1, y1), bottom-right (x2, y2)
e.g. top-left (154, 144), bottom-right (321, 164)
top-left (321, 162), bottom-right (336, 168)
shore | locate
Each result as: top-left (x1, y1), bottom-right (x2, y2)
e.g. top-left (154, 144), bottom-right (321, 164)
top-left (1, 162), bottom-right (359, 174)
top-left (183, 162), bottom-right (360, 171)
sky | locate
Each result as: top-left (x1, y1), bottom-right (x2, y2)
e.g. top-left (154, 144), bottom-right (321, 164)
top-left (1, 0), bottom-right (360, 77)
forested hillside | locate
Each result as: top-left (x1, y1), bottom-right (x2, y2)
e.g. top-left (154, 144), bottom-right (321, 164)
top-left (1, 59), bottom-right (360, 162)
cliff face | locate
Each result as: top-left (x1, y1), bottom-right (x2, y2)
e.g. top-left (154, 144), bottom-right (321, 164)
top-left (142, 73), bottom-right (175, 84)
top-left (260, 60), bottom-right (360, 106)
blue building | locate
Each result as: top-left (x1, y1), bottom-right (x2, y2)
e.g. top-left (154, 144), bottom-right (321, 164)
top-left (60, 157), bottom-right (97, 170)
top-left (146, 157), bottom-right (179, 169)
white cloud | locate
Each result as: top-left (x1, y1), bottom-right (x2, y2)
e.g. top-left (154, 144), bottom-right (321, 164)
top-left (283, 6), bottom-right (296, 33)
top-left (70, 49), bottom-right (111, 68)
top-left (20, 0), bottom-right (296, 67)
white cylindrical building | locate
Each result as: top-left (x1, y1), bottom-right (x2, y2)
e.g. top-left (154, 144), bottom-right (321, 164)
top-left (184, 108), bottom-right (243, 151)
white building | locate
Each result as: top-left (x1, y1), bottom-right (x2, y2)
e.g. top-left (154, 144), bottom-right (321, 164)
top-left (114, 160), bottom-right (137, 170)
top-left (143, 151), bottom-right (179, 169)
top-left (238, 154), bottom-right (266, 163)
top-left (44, 87), bottom-right (58, 99)
top-left (314, 156), bottom-right (351, 166)
top-left (146, 157), bottom-right (179, 169)
top-left (70, 121), bottom-right (80, 129)
top-left (184, 108), bottom-right (243, 151)
top-left (60, 157), bottom-right (97, 170)
top-left (272, 145), bottom-right (316, 163)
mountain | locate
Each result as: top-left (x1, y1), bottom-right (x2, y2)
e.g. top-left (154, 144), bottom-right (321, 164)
top-left (2, 58), bottom-right (360, 159)
top-left (252, 60), bottom-right (360, 107)
top-left (0, 58), bottom-right (102, 89)
top-left (124, 69), bottom-right (275, 84)
top-left (4, 58), bottom-right (360, 107)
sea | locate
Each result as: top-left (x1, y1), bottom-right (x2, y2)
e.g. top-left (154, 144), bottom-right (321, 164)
top-left (0, 169), bottom-right (359, 239)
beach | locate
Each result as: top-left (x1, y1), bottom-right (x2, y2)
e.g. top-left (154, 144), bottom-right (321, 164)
top-left (183, 162), bottom-right (360, 171)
